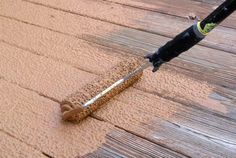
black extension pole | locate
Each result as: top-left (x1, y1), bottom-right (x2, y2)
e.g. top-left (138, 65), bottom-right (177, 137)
top-left (146, 0), bottom-right (236, 72)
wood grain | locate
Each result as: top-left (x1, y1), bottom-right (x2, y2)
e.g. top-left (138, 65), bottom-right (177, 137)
top-left (1, 0), bottom-right (236, 157)
top-left (105, 0), bottom-right (236, 29)
top-left (82, 129), bottom-right (187, 158)
top-left (0, 79), bottom-right (187, 157)
top-left (0, 4), bottom-right (235, 88)
top-left (1, 17), bottom-right (235, 121)
top-left (20, 0), bottom-right (236, 54)
top-left (1, 41), bottom-right (235, 157)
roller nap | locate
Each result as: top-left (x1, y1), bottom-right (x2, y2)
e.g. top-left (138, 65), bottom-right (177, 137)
top-left (60, 57), bottom-right (144, 122)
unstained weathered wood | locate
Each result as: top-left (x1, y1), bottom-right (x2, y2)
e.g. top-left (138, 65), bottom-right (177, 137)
top-left (105, 0), bottom-right (236, 29)
top-left (82, 129), bottom-right (187, 158)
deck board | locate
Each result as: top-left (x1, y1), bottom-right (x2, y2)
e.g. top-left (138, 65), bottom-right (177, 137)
top-left (1, 0), bottom-right (236, 157)
top-left (19, 0), bottom-right (236, 54)
top-left (1, 26), bottom-right (236, 157)
top-left (0, 131), bottom-right (47, 158)
top-left (1, 0), bottom-right (235, 83)
top-left (105, 0), bottom-right (236, 29)
top-left (82, 129), bottom-right (187, 158)
top-left (1, 6), bottom-right (236, 119)
top-left (1, 15), bottom-right (235, 84)
top-left (0, 77), bottom-right (187, 158)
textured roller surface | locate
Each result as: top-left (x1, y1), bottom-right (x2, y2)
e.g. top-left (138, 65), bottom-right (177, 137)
top-left (61, 57), bottom-right (144, 122)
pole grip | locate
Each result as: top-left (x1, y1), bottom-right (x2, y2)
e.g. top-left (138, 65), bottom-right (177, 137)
top-left (158, 24), bottom-right (202, 62)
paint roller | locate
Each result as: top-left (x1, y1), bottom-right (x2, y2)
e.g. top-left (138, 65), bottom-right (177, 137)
top-left (61, 0), bottom-right (236, 122)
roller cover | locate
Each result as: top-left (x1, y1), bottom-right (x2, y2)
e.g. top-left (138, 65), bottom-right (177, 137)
top-left (60, 57), bottom-right (144, 122)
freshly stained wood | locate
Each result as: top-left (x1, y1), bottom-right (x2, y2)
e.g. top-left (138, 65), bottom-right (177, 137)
top-left (0, 17), bottom-right (125, 75)
top-left (0, 80), bottom-right (188, 158)
top-left (1, 17), bottom-right (236, 121)
top-left (1, 6), bottom-right (236, 89)
top-left (0, 41), bottom-right (97, 101)
top-left (0, 132), bottom-right (47, 158)
top-left (1, 3), bottom-right (236, 116)
top-left (1, 2), bottom-right (235, 119)
top-left (18, 0), bottom-right (236, 54)
top-left (0, 80), bottom-right (114, 158)
top-left (1, 41), bottom-right (236, 157)
top-left (1, 0), bottom-right (236, 157)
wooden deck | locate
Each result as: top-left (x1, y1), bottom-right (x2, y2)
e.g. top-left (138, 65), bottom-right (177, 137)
top-left (1, 0), bottom-right (236, 157)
